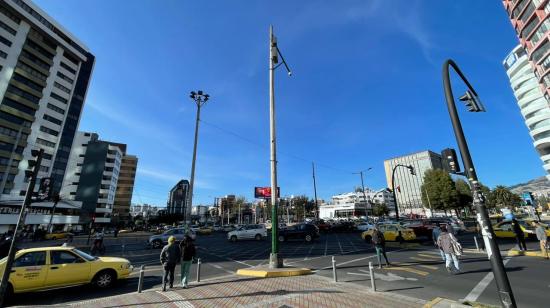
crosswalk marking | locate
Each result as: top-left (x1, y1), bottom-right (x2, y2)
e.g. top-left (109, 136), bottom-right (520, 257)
top-left (410, 256), bottom-right (436, 262)
top-left (417, 253), bottom-right (442, 259)
top-left (418, 264), bottom-right (439, 270)
top-left (384, 266), bottom-right (429, 276)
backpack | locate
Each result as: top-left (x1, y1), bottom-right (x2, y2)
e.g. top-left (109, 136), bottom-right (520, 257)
top-left (450, 234), bottom-right (463, 256)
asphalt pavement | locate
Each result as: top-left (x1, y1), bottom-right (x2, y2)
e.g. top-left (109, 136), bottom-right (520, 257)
top-left (7, 231), bottom-right (550, 307)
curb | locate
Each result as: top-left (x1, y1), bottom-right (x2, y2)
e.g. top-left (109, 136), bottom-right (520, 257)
top-left (236, 267), bottom-right (312, 278)
top-left (507, 249), bottom-right (549, 258)
top-left (423, 297), bottom-right (469, 308)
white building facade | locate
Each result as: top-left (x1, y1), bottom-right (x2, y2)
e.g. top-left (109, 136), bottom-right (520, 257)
top-left (504, 45), bottom-right (550, 180)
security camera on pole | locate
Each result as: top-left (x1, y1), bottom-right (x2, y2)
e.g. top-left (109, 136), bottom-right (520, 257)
top-left (268, 25), bottom-right (291, 269)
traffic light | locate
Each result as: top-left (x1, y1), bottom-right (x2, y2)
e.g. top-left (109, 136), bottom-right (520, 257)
top-left (38, 177), bottom-right (54, 201)
top-left (459, 89), bottom-right (486, 112)
top-left (25, 149), bottom-right (44, 180)
top-left (441, 148), bottom-right (461, 174)
top-left (408, 166), bottom-right (416, 176)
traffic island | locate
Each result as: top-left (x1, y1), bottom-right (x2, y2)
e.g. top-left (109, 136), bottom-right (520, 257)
top-left (236, 266), bottom-right (312, 278)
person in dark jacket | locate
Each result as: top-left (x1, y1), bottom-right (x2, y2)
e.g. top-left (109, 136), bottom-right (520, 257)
top-left (437, 225), bottom-right (460, 274)
top-left (179, 236), bottom-right (196, 288)
top-left (160, 236), bottom-right (181, 291)
top-left (0, 234), bottom-right (11, 259)
top-left (371, 225), bottom-right (390, 269)
top-left (512, 219), bottom-right (527, 251)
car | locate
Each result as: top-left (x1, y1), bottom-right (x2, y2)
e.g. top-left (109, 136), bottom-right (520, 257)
top-left (197, 226), bottom-right (213, 235)
top-left (148, 228), bottom-right (196, 248)
top-left (44, 232), bottom-right (73, 240)
top-left (221, 225), bottom-right (234, 232)
top-left (190, 225), bottom-right (200, 232)
top-left (356, 222), bottom-right (374, 231)
top-left (493, 220), bottom-right (536, 239)
top-left (212, 224), bottom-right (222, 231)
top-left (0, 246), bottom-right (132, 297)
top-left (227, 224), bottom-right (267, 242)
top-left (316, 220), bottom-right (332, 232)
top-left (524, 219), bottom-right (550, 236)
top-left (361, 224), bottom-right (416, 242)
top-left (277, 223), bottom-right (319, 243)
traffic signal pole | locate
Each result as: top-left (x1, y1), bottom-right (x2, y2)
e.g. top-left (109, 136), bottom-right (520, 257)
top-left (443, 59), bottom-right (516, 308)
top-left (269, 26), bottom-right (280, 268)
top-left (0, 149), bottom-right (43, 307)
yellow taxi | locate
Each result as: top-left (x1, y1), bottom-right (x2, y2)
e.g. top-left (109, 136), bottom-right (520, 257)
top-left (0, 246), bottom-right (133, 297)
top-left (44, 232), bottom-right (72, 240)
top-left (197, 226), bottom-right (213, 235)
top-left (492, 220), bottom-right (536, 239)
top-left (361, 224), bottom-right (416, 242)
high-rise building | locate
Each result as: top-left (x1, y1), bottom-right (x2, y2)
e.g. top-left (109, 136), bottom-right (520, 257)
top-left (502, 0), bottom-right (550, 100)
top-left (384, 150), bottom-right (443, 216)
top-left (60, 132), bottom-right (123, 225)
top-left (504, 45), bottom-right (550, 180)
top-left (113, 154), bottom-right (137, 225)
top-left (167, 180), bottom-right (189, 216)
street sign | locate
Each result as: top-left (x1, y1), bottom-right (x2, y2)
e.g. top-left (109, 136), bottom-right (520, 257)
top-left (254, 187), bottom-right (280, 198)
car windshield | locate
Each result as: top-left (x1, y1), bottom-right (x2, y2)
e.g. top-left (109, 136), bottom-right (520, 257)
top-left (72, 248), bottom-right (97, 261)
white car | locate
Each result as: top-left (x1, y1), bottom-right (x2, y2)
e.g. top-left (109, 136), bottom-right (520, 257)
top-left (148, 227), bottom-right (196, 248)
top-left (356, 222), bottom-right (374, 231)
top-left (227, 224), bottom-right (267, 242)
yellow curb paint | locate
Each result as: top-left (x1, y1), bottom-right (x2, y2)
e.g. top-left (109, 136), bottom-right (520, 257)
top-left (423, 297), bottom-right (444, 308)
top-left (410, 256), bottom-right (436, 262)
top-left (417, 254), bottom-right (442, 259)
top-left (418, 265), bottom-right (439, 270)
top-left (236, 268), bottom-right (312, 278)
top-left (507, 249), bottom-right (547, 258)
top-left (384, 266), bottom-right (429, 276)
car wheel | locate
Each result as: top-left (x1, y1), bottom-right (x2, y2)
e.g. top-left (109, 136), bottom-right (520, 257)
top-left (278, 235), bottom-right (285, 242)
top-left (93, 270), bottom-right (116, 289)
top-left (396, 236), bottom-right (404, 243)
top-left (255, 234), bottom-right (262, 241)
top-left (152, 239), bottom-right (162, 249)
top-left (305, 234), bottom-right (312, 243)
top-left (51, 237), bottom-right (56, 240)
top-left (231, 235), bottom-right (237, 242)
top-left (364, 235), bottom-right (372, 243)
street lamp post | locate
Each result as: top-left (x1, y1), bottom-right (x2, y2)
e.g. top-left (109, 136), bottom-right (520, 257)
top-left (187, 91), bottom-right (209, 226)
top-left (268, 25), bottom-right (291, 269)
top-left (443, 59), bottom-right (516, 308)
top-left (353, 167), bottom-right (372, 221)
top-left (390, 164), bottom-right (415, 221)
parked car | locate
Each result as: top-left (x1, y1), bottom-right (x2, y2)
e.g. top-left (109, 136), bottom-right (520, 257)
top-left (148, 227), bottom-right (196, 248)
top-left (197, 226), bottom-right (213, 235)
top-left (493, 220), bottom-right (536, 239)
top-left (189, 225), bottom-right (200, 232)
top-left (0, 246), bottom-right (132, 298)
top-left (356, 222), bottom-right (374, 232)
top-left (44, 232), bottom-right (73, 240)
top-left (316, 220), bottom-right (331, 232)
top-left (212, 224), bottom-right (222, 232)
top-left (330, 221), bottom-right (356, 232)
top-left (277, 223), bottom-right (319, 243)
top-left (227, 224), bottom-right (267, 242)
top-left (361, 224), bottom-right (416, 242)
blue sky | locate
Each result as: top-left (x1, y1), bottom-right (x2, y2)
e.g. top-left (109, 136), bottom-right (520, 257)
top-left (35, 0), bottom-right (541, 206)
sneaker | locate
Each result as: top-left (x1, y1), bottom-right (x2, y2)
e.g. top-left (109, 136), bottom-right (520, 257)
top-left (446, 267), bottom-right (452, 273)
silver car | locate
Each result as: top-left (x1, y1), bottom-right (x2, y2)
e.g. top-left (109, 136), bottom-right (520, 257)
top-left (148, 227), bottom-right (196, 248)
top-left (227, 224), bottom-right (267, 242)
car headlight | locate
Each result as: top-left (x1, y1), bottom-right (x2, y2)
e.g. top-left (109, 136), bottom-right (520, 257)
top-left (121, 262), bottom-right (131, 269)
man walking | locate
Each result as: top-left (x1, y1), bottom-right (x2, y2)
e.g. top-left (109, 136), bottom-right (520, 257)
top-left (160, 236), bottom-right (181, 291)
top-left (512, 219), bottom-right (527, 251)
top-left (535, 222), bottom-right (548, 259)
top-left (437, 225), bottom-right (461, 274)
top-left (371, 225), bottom-right (390, 269)
top-left (432, 224), bottom-right (445, 261)
top-left (179, 236), bottom-right (196, 288)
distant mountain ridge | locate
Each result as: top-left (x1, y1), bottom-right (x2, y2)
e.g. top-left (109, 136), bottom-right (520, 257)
top-left (509, 176), bottom-right (550, 194)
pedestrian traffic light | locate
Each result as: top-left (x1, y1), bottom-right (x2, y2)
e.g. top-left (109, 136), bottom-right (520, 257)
top-left (441, 148), bottom-right (461, 174)
top-left (25, 149), bottom-right (44, 179)
top-left (407, 166), bottom-right (416, 176)
top-left (459, 89), bottom-right (486, 112)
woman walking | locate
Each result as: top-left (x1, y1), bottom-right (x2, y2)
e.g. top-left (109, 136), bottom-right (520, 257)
top-left (371, 225), bottom-right (390, 269)
top-left (179, 235), bottom-right (196, 288)
top-left (535, 222), bottom-right (549, 259)
top-left (437, 225), bottom-right (462, 274)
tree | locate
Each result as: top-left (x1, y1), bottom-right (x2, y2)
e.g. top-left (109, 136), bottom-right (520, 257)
top-left (292, 195), bottom-right (313, 221)
top-left (492, 186), bottom-right (522, 209)
top-left (455, 179), bottom-right (473, 216)
top-left (372, 203), bottom-right (389, 216)
top-left (421, 169), bottom-right (459, 214)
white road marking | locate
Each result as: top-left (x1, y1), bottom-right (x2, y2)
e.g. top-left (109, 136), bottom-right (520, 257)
top-left (324, 236), bottom-right (328, 256)
top-left (337, 234), bottom-right (344, 254)
top-left (463, 257), bottom-right (512, 302)
top-left (304, 242), bottom-right (315, 260)
top-left (348, 238), bottom-right (358, 251)
top-left (208, 263), bottom-right (234, 274)
top-left (315, 248), bottom-right (409, 270)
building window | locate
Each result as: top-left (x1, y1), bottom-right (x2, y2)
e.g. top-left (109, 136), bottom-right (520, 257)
top-left (46, 103), bottom-right (65, 115)
top-left (532, 39), bottom-right (549, 63)
top-left (50, 92), bottom-right (67, 104)
top-left (16, 61), bottom-right (48, 81)
top-left (60, 62), bottom-right (76, 74)
top-left (12, 73), bottom-right (43, 92)
top-left (521, 15), bottom-right (540, 38)
top-left (25, 39), bottom-right (54, 59)
top-left (0, 34), bottom-right (12, 47)
top-left (36, 138), bottom-right (55, 148)
top-left (0, 20), bottom-right (16, 35)
top-left (39, 165), bottom-right (49, 172)
top-left (54, 82), bottom-right (71, 94)
top-left (0, 5), bottom-right (21, 24)
top-left (0, 50), bottom-right (6, 59)
top-left (40, 126), bottom-right (59, 136)
top-left (56, 72), bottom-right (73, 84)
top-left (2, 97), bottom-right (37, 115)
top-left (42, 152), bottom-right (53, 160)
top-left (0, 111), bottom-right (31, 127)
top-left (6, 84), bottom-right (40, 104)
top-left (20, 50), bottom-right (50, 70)
top-left (43, 114), bottom-right (62, 125)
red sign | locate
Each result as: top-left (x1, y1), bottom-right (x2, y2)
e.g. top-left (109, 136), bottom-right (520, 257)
top-left (254, 187), bottom-right (280, 198)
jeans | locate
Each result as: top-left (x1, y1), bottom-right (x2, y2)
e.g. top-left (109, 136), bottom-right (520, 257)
top-left (444, 253), bottom-right (459, 271)
top-left (540, 240), bottom-right (549, 258)
top-left (438, 249), bottom-right (446, 261)
top-left (180, 260), bottom-right (192, 287)
top-left (163, 263), bottom-right (176, 289)
top-left (516, 236), bottom-right (527, 251)
top-left (375, 245), bottom-right (389, 266)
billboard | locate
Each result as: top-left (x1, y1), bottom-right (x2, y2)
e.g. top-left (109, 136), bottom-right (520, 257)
top-left (254, 187), bottom-right (280, 198)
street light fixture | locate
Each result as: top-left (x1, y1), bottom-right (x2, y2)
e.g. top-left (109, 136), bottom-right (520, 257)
top-left (353, 167), bottom-right (372, 221)
top-left (187, 90), bottom-right (209, 225)
top-left (390, 164), bottom-right (415, 221)
top-left (443, 59), bottom-right (515, 308)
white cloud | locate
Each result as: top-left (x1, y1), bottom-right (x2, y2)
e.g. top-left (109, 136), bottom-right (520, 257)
top-left (137, 167), bottom-right (181, 183)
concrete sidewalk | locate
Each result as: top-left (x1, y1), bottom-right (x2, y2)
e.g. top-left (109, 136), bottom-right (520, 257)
top-left (59, 274), bottom-right (430, 308)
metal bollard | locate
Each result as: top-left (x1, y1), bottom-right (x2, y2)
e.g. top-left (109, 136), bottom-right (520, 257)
top-left (474, 236), bottom-right (480, 252)
top-left (122, 244), bottom-right (126, 257)
top-left (369, 262), bottom-right (376, 292)
top-left (196, 258), bottom-right (201, 283)
top-left (332, 256), bottom-right (337, 282)
top-left (137, 265), bottom-right (145, 293)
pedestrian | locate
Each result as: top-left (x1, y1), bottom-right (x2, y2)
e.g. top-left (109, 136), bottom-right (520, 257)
top-left (475, 222), bottom-right (485, 251)
top-left (114, 226), bottom-right (119, 238)
top-left (179, 235), bottom-right (196, 288)
top-left (431, 224), bottom-right (446, 261)
top-left (512, 219), bottom-right (527, 251)
top-left (371, 225), bottom-right (390, 269)
top-left (437, 225), bottom-right (462, 274)
top-left (535, 222), bottom-right (549, 259)
top-left (160, 235), bottom-right (181, 291)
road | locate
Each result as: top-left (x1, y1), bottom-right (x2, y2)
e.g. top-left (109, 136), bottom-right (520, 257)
top-left (7, 231), bottom-right (550, 307)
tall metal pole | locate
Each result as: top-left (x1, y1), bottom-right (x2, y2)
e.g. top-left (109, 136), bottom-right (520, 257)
top-left (187, 104), bottom-right (201, 225)
top-left (269, 25), bottom-right (281, 268)
top-left (443, 59), bottom-right (516, 308)
top-left (358, 171), bottom-right (369, 222)
top-left (312, 162), bottom-right (319, 220)
top-left (0, 149), bottom-right (43, 307)
top-left (391, 166), bottom-right (400, 221)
